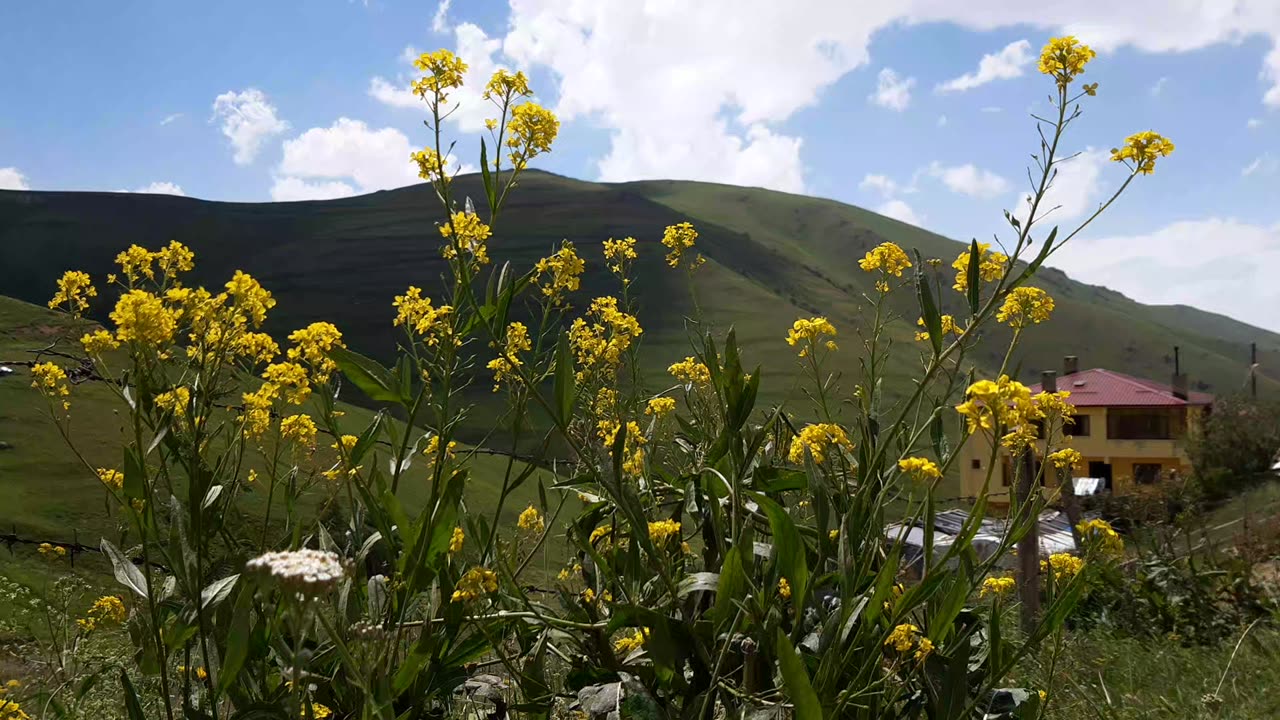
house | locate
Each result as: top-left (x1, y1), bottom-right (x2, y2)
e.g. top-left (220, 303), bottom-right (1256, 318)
top-left (959, 355), bottom-right (1213, 502)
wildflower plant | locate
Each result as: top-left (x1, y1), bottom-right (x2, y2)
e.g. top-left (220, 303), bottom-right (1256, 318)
top-left (28, 36), bottom-right (1170, 719)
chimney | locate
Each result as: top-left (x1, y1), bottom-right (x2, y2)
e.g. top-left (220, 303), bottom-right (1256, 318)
top-left (1172, 345), bottom-right (1188, 400)
top-left (1062, 355), bottom-right (1079, 376)
top-left (1041, 370), bottom-right (1058, 393)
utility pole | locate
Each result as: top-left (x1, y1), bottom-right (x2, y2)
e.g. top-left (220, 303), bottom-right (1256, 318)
top-left (1251, 342), bottom-right (1258, 399)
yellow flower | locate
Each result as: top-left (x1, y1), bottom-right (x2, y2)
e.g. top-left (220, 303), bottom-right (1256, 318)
top-left (668, 357), bottom-right (711, 386)
top-left (115, 244), bottom-right (156, 283)
top-left (1034, 390), bottom-right (1075, 420)
top-left (660, 222), bottom-right (702, 270)
top-left (411, 147), bottom-right (446, 183)
top-left (581, 587), bottom-right (597, 604)
top-left (232, 332), bottom-right (279, 365)
top-left (332, 434), bottom-right (358, 454)
top-left (955, 375), bottom-right (1037, 439)
top-left (858, 242), bottom-right (912, 281)
top-left (645, 396), bottom-right (677, 416)
top-left (440, 211), bottom-right (493, 267)
top-left (648, 519), bottom-right (681, 544)
top-left (533, 241), bottom-right (585, 306)
top-left (393, 286), bottom-right (456, 346)
top-left (829, 529), bottom-right (839, 541)
top-left (81, 329), bottom-right (121, 355)
top-left (287, 322), bottom-right (344, 383)
top-left (38, 542), bottom-right (67, 560)
top-left (280, 414), bottom-right (318, 450)
top-left (589, 525), bottom-right (613, 546)
top-left (1076, 518), bottom-right (1124, 557)
top-left (486, 321), bottom-right (533, 392)
top-left (598, 420), bottom-right (646, 476)
top-left (83, 595), bottom-right (126, 629)
top-left (451, 566), bottom-right (499, 602)
top-left (412, 49), bottom-right (468, 103)
top-left (1038, 36), bottom-right (1097, 87)
top-left (306, 704), bottom-right (332, 720)
top-left (914, 315), bottom-right (961, 343)
top-left (177, 665), bottom-right (209, 680)
top-left (1041, 552), bottom-right (1085, 581)
top-left (517, 504), bottom-right (545, 533)
top-left (778, 577), bottom-right (792, 600)
top-left (950, 243), bottom-right (1008, 293)
top-left (785, 317), bottom-right (837, 357)
top-left (155, 240), bottom-right (195, 277)
top-left (111, 290), bottom-right (178, 346)
top-left (263, 362), bottom-right (312, 405)
top-left (602, 236), bottom-right (638, 278)
top-left (224, 270), bottom-right (276, 328)
top-left (30, 362), bottom-right (71, 402)
top-left (979, 575), bottom-right (1016, 598)
top-left (997, 287), bottom-right (1055, 328)
top-left (449, 526), bottom-right (465, 554)
top-left (423, 435), bottom-right (459, 462)
top-left (898, 457), bottom-right (941, 480)
top-left (240, 383), bottom-right (278, 440)
top-left (614, 628), bottom-right (648, 654)
top-left (885, 623), bottom-right (921, 654)
top-left (154, 387), bottom-right (191, 418)
top-left (96, 467), bottom-right (124, 491)
top-left (1047, 448), bottom-right (1082, 470)
top-left (914, 637), bottom-right (934, 661)
top-left (788, 423), bottom-right (853, 464)
top-left (246, 469), bottom-right (258, 484)
top-left (48, 270), bottom-right (97, 317)
top-left (1111, 131), bottom-right (1175, 175)
top-left (484, 68), bottom-right (532, 101)
top-left (570, 298), bottom-right (643, 380)
top-left (506, 102), bottom-right (559, 170)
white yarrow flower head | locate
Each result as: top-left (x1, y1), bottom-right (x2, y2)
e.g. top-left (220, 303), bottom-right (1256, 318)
top-left (245, 549), bottom-right (347, 596)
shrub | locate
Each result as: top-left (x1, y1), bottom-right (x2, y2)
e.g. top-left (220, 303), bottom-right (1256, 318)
top-left (1186, 396), bottom-right (1280, 500)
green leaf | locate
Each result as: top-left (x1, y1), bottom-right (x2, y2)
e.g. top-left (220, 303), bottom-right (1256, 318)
top-left (329, 346), bottom-right (403, 404)
top-left (713, 545), bottom-right (746, 630)
top-left (480, 137), bottom-right (495, 213)
top-left (752, 493), bottom-right (810, 613)
top-left (351, 410), bottom-right (386, 466)
top-left (100, 539), bottom-right (148, 598)
top-left (200, 574), bottom-right (239, 610)
top-left (914, 249), bottom-right (943, 356)
top-left (775, 628), bottom-right (824, 720)
top-left (218, 584), bottom-right (253, 693)
top-left (120, 669), bottom-right (147, 720)
top-left (553, 331), bottom-right (575, 426)
top-left (966, 239), bottom-right (981, 315)
top-left (123, 446), bottom-right (145, 501)
top-left (676, 572), bottom-right (719, 597)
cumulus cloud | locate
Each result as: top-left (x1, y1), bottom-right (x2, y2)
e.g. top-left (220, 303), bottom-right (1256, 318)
top-left (0, 167), bottom-right (29, 190)
top-left (870, 68), bottom-right (915, 110)
top-left (937, 114), bottom-right (948, 127)
top-left (370, 23), bottom-right (506, 133)
top-left (876, 199), bottom-right (924, 226)
top-left (927, 162), bottom-right (1009, 198)
top-left (432, 0), bottom-right (452, 33)
top-left (937, 39), bottom-right (1032, 92)
top-left (1148, 76), bottom-right (1169, 96)
top-left (1247, 117), bottom-right (1263, 129)
top-left (270, 177), bottom-right (358, 202)
top-left (1013, 148), bottom-right (1108, 226)
top-left (368, 76), bottom-right (418, 109)
top-left (120, 182), bottom-right (186, 196)
top-left (1242, 153), bottom-right (1278, 176)
top-left (212, 89), bottom-right (289, 165)
top-left (859, 173), bottom-right (900, 198)
top-left (1050, 219), bottom-right (1280, 332)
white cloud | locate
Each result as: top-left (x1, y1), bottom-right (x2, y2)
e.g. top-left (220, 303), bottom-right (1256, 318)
top-left (370, 24), bottom-right (506, 134)
top-left (1247, 117), bottom-right (1263, 129)
top-left (876, 198), bottom-right (924, 226)
top-left (1013, 148), bottom-right (1108, 226)
top-left (870, 68), bottom-right (915, 110)
top-left (927, 162), bottom-right (1009, 198)
top-left (0, 167), bottom-right (29, 190)
top-left (859, 173), bottom-right (900, 198)
top-left (1149, 76), bottom-right (1169, 96)
top-left (212, 89), bottom-right (289, 165)
top-left (120, 182), bottom-right (186, 196)
top-left (160, 113), bottom-right (184, 126)
top-left (368, 76), bottom-right (419, 109)
top-left (937, 114), bottom-right (948, 127)
top-left (937, 39), bottom-right (1032, 92)
top-left (1242, 153), bottom-right (1278, 176)
top-left (1050, 219), bottom-right (1280, 332)
top-left (432, 0), bottom-right (452, 33)
top-left (270, 177), bottom-right (358, 202)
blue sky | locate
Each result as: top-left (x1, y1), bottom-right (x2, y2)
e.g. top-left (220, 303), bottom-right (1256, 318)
top-left (2, 0), bottom-right (1279, 331)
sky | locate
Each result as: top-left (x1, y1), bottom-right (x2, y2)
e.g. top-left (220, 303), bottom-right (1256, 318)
top-left (2, 0), bottom-right (1279, 331)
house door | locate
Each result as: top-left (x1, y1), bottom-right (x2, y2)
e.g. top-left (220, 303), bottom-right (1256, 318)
top-left (1088, 461), bottom-right (1113, 491)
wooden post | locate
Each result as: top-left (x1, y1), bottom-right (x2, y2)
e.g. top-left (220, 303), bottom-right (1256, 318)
top-left (1016, 449), bottom-right (1041, 631)
top-left (1044, 370), bottom-right (1084, 547)
top-left (1252, 342), bottom-right (1258, 399)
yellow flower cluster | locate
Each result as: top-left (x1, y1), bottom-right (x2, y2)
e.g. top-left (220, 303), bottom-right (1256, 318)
top-left (451, 566), bottom-right (499, 603)
top-left (80, 329), bottom-right (120, 355)
top-left (1034, 390), bottom-right (1075, 420)
top-left (154, 387), bottom-right (190, 418)
top-left (569, 297), bottom-right (643, 380)
top-left (115, 244), bottom-right (156, 283)
top-left (48, 270), bottom-right (97, 317)
top-left (506, 102), bottom-right (559, 171)
top-left (96, 467), bottom-right (124, 491)
top-left (393, 286), bottom-right (456, 347)
top-left (232, 332), bottom-right (279, 366)
top-left (1041, 552), bottom-right (1085, 581)
top-left (240, 383), bottom-right (277, 440)
top-left (177, 665), bottom-right (208, 680)
top-left (487, 321), bottom-right (532, 392)
top-left (0, 680), bottom-right (27, 720)
top-left (280, 414), bottom-right (318, 451)
top-left (449, 526), bottom-right (465, 554)
top-left (517, 504), bottom-right (545, 533)
top-left (111, 290), bottom-right (178, 346)
top-left (997, 287), bottom-right (1055, 329)
top-left (77, 595), bottom-right (126, 633)
top-left (1047, 447), bottom-right (1082, 470)
top-left (859, 242), bottom-right (912, 291)
top-left (614, 628), bottom-right (648, 654)
top-left (777, 577), bottom-right (792, 600)
top-left (647, 519), bottom-right (681, 544)
top-left (645, 396), bottom-right (677, 417)
top-left (263, 362), bottom-right (312, 405)
top-left (484, 68), bottom-right (532, 102)
top-left (533, 241), bottom-right (585, 306)
top-left (914, 315), bottom-right (961, 343)
top-left (898, 457), bottom-right (941, 480)
top-left (668, 357), bottom-right (711, 386)
top-left (788, 423), bottom-right (853, 464)
top-left (955, 375), bottom-right (1038, 449)
top-left (599, 419), bottom-right (647, 476)
top-left (979, 575), bottom-right (1016, 598)
top-left (225, 270), bottom-right (276, 327)
top-left (1038, 36), bottom-right (1097, 87)
top-left (30, 362), bottom-right (70, 410)
top-left (440, 211), bottom-right (493, 267)
top-left (412, 49), bottom-right (468, 103)
top-left (38, 542), bottom-right (67, 559)
top-left (602, 236), bottom-right (638, 279)
top-left (309, 704), bottom-right (333, 720)
top-left (287, 322), bottom-right (344, 383)
top-left (660, 222), bottom-right (703, 270)
top-left (884, 623), bottom-right (933, 660)
top-left (411, 147), bottom-right (446, 183)
top-left (155, 240), bottom-right (195, 277)
top-left (1111, 131), bottom-right (1175, 175)
top-left (1076, 518), bottom-right (1124, 557)
top-left (785, 317), bottom-right (837, 358)
top-left (951, 243), bottom-right (1008, 293)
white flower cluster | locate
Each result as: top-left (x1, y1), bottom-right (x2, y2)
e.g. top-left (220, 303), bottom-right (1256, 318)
top-left (245, 549), bottom-right (346, 595)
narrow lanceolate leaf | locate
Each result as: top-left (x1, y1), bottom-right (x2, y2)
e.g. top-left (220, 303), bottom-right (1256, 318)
top-left (914, 250), bottom-right (943, 356)
top-left (776, 629), bottom-right (824, 720)
top-left (101, 539), bottom-right (148, 598)
top-left (123, 446), bottom-right (146, 501)
top-left (120, 669), bottom-right (147, 720)
top-left (329, 346), bottom-right (403, 404)
top-left (966, 239), bottom-right (981, 315)
top-left (553, 331), bottom-right (575, 426)
top-left (200, 573), bottom-right (240, 610)
top-left (480, 138), bottom-right (496, 213)
top-left (218, 584), bottom-right (254, 693)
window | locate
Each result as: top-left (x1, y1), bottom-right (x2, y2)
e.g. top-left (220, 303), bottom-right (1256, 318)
top-left (1107, 408), bottom-right (1175, 440)
top-left (1068, 414), bottom-right (1090, 436)
top-left (971, 458), bottom-right (981, 470)
top-left (1134, 463), bottom-right (1162, 485)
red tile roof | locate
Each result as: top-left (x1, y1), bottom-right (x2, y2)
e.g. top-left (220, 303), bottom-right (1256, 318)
top-left (1029, 368), bottom-right (1214, 407)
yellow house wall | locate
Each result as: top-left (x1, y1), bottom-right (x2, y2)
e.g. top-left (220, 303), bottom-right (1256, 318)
top-left (957, 405), bottom-right (1197, 502)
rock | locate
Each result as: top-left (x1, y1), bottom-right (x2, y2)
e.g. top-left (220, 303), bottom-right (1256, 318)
top-left (0, 441), bottom-right (12, 451)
